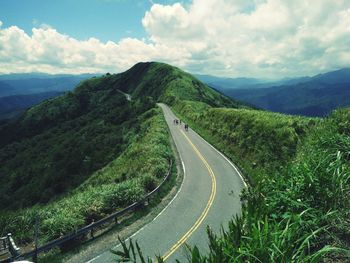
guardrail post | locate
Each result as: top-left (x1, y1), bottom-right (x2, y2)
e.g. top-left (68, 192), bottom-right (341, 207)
top-left (1, 237), bottom-right (6, 249)
top-left (90, 220), bottom-right (95, 239)
top-left (7, 233), bottom-right (20, 259)
top-left (90, 228), bottom-right (94, 239)
top-left (32, 215), bottom-right (40, 263)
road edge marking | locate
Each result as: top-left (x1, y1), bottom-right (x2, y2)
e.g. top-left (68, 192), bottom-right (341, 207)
top-left (185, 126), bottom-right (248, 188)
top-left (162, 129), bottom-right (217, 261)
top-left (152, 160), bottom-right (186, 222)
top-left (86, 107), bottom-right (186, 263)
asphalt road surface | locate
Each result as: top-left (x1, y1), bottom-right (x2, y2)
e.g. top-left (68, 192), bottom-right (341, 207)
top-left (87, 103), bottom-right (246, 262)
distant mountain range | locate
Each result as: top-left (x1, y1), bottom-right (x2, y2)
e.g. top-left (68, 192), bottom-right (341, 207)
top-left (0, 73), bottom-right (98, 120)
top-left (1, 68), bottom-right (349, 120)
top-left (197, 68), bottom-right (350, 117)
top-left (0, 91), bottom-right (63, 120)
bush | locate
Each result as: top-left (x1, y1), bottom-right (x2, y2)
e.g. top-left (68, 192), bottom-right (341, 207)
top-left (140, 174), bottom-right (158, 192)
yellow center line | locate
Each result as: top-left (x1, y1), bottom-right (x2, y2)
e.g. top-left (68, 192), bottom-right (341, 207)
top-left (162, 129), bottom-right (217, 261)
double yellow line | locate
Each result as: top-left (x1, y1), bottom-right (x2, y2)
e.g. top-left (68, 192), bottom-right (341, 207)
top-left (162, 129), bottom-right (217, 261)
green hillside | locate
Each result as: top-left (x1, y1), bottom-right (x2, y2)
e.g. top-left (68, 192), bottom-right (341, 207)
top-left (0, 62), bottom-right (240, 244)
top-left (98, 62), bottom-right (239, 108)
top-left (1, 62), bottom-right (348, 262)
top-left (0, 76), bottom-right (152, 210)
top-left (171, 102), bottom-right (349, 261)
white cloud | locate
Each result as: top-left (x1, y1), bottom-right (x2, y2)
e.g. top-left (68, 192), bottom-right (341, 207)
top-left (142, 0), bottom-right (350, 77)
top-left (0, 24), bottom-right (187, 74)
top-left (0, 0), bottom-right (350, 77)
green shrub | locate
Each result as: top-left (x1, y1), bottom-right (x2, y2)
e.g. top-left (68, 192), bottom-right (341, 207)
top-left (140, 174), bottom-right (158, 192)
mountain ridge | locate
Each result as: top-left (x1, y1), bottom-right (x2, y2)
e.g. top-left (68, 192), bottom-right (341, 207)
top-left (0, 61), bottom-right (240, 212)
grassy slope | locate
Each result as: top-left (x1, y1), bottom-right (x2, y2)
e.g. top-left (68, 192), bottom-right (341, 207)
top-left (0, 66), bottom-right (174, 243)
top-left (0, 61), bottom-right (236, 244)
top-left (172, 100), bottom-right (315, 183)
top-left (113, 62), bottom-right (240, 108)
top-left (0, 107), bottom-right (172, 243)
top-left (137, 63), bottom-right (348, 261)
top-left (0, 76), bottom-right (145, 209)
top-left (1, 62), bottom-right (348, 261)
top-left (121, 63), bottom-right (349, 260)
top-left (171, 101), bottom-right (349, 261)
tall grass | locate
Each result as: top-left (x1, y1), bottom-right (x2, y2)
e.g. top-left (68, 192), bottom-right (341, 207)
top-left (168, 102), bottom-right (349, 262)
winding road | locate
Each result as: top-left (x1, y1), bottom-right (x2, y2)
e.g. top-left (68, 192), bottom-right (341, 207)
top-left (87, 103), bottom-right (246, 262)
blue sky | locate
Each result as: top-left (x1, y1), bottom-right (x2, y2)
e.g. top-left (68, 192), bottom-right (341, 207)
top-left (0, 0), bottom-right (185, 42)
top-left (0, 0), bottom-right (349, 77)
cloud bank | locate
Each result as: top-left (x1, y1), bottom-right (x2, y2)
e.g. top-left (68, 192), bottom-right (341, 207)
top-left (1, 0), bottom-right (350, 77)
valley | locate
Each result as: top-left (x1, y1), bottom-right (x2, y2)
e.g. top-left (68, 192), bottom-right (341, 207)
top-left (200, 68), bottom-right (350, 117)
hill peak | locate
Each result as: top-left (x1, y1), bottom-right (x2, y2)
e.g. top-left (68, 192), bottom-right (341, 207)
top-left (107, 61), bottom-right (240, 108)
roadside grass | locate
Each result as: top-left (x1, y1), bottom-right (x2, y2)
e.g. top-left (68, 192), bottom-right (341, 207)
top-left (169, 101), bottom-right (349, 262)
top-left (172, 100), bottom-right (317, 184)
top-left (37, 150), bottom-right (180, 263)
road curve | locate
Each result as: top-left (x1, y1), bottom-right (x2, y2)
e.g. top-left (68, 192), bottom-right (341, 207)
top-left (88, 103), bottom-right (245, 262)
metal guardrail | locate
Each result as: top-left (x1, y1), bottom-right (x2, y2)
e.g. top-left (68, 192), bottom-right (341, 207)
top-left (7, 234), bottom-right (20, 258)
top-left (0, 233), bottom-right (20, 262)
top-left (0, 237), bottom-right (7, 252)
top-left (17, 159), bottom-right (173, 260)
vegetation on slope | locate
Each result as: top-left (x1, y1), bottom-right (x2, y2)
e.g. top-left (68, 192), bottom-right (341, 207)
top-left (0, 65), bottom-right (177, 243)
top-left (173, 100), bottom-right (315, 180)
top-left (1, 61), bottom-right (348, 262)
top-left (0, 106), bottom-right (172, 243)
top-left (0, 75), bottom-right (153, 210)
top-left (103, 62), bottom-right (240, 109)
top-left (109, 63), bottom-right (348, 261)
top-left (172, 101), bottom-right (349, 261)
top-left (0, 61), bottom-right (236, 245)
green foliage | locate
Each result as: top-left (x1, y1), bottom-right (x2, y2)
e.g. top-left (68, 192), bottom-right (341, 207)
top-left (0, 105), bottom-right (172, 243)
top-left (172, 101), bottom-right (350, 262)
top-left (104, 62), bottom-right (241, 108)
top-left (112, 237), bottom-right (164, 263)
top-left (139, 174), bottom-right (158, 192)
top-left (173, 100), bottom-right (315, 184)
top-left (1, 61), bottom-right (348, 262)
top-left (0, 71), bottom-right (165, 210)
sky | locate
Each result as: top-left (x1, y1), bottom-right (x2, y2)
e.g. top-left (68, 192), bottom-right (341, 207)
top-left (0, 0), bottom-right (349, 78)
